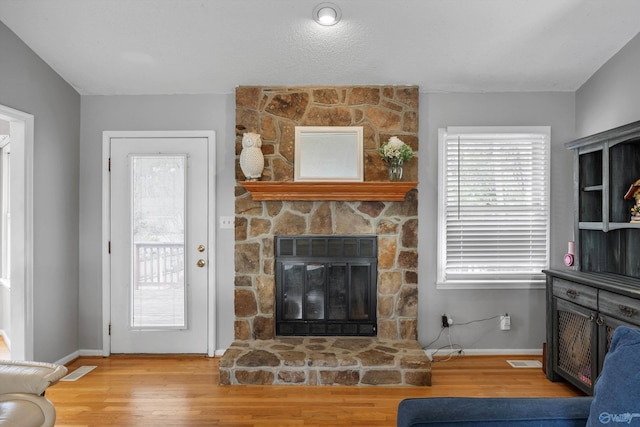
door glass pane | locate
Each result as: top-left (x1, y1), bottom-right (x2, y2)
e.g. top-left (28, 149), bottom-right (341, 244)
top-left (131, 155), bottom-right (186, 329)
top-left (283, 264), bottom-right (304, 320)
top-left (350, 265), bottom-right (369, 320)
top-left (328, 264), bottom-right (347, 320)
top-left (306, 264), bottom-right (325, 320)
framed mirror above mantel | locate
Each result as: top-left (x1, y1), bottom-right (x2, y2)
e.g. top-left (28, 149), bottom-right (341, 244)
top-left (239, 181), bottom-right (418, 201)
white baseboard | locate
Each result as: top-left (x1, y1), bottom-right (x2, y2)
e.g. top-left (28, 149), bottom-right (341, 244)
top-left (213, 347), bottom-right (540, 358)
top-left (56, 348), bottom-right (224, 365)
top-left (55, 351), bottom-right (79, 366)
top-left (55, 349), bottom-right (104, 366)
top-left (55, 351), bottom-right (80, 366)
top-left (55, 347), bottom-right (538, 365)
top-left (79, 349), bottom-right (106, 357)
top-left (425, 348), bottom-right (542, 357)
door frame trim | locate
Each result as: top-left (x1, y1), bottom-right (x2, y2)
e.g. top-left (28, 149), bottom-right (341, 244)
top-left (102, 130), bottom-right (216, 357)
top-left (0, 104), bottom-right (35, 361)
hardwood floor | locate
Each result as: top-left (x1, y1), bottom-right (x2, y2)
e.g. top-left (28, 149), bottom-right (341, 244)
top-left (47, 354), bottom-right (582, 427)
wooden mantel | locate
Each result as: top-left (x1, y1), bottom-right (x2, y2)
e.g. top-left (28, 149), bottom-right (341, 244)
top-left (239, 181), bottom-right (418, 201)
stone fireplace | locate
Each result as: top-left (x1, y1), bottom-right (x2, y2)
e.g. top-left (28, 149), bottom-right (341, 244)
top-left (219, 86), bottom-right (430, 386)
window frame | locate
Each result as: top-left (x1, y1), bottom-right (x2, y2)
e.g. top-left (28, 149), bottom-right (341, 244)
top-left (436, 126), bottom-right (551, 290)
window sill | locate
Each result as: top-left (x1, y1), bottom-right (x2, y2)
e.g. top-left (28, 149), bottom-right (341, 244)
top-left (436, 280), bottom-right (545, 290)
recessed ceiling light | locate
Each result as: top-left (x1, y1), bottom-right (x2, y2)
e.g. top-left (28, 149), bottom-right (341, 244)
top-left (313, 3), bottom-right (341, 26)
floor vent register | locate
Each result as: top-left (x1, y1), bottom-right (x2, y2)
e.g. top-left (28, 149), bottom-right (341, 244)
top-left (506, 360), bottom-right (542, 368)
top-left (60, 365), bottom-right (97, 381)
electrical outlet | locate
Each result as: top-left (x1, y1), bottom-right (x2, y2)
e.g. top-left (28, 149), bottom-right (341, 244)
top-left (219, 216), bottom-right (235, 229)
top-left (500, 314), bottom-right (511, 331)
top-left (441, 314), bottom-right (449, 328)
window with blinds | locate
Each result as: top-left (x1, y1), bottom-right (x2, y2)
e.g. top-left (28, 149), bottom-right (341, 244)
top-left (437, 126), bottom-right (550, 289)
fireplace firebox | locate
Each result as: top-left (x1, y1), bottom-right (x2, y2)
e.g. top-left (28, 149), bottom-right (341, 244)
top-left (275, 236), bottom-right (377, 336)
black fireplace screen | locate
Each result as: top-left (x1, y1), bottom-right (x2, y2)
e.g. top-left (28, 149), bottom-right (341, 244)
top-left (275, 236), bottom-right (377, 336)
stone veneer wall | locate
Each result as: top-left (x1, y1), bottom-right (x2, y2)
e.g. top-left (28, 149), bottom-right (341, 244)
top-left (234, 86), bottom-right (419, 341)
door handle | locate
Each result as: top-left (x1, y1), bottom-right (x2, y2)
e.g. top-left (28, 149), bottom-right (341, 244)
top-left (566, 289), bottom-right (579, 298)
top-left (618, 304), bottom-right (638, 318)
top-left (197, 259), bottom-right (206, 267)
top-left (197, 245), bottom-right (205, 252)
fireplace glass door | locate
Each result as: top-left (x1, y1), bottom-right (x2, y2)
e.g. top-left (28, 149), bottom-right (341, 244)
top-left (277, 236), bottom-right (377, 336)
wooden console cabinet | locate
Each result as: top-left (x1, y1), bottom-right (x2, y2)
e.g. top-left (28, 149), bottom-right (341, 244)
top-left (544, 270), bottom-right (640, 394)
top-left (544, 120), bottom-right (640, 395)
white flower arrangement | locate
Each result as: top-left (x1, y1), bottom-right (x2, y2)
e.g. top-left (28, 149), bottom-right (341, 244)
top-left (379, 136), bottom-right (413, 162)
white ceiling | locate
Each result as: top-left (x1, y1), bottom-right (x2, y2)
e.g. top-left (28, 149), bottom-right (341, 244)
top-left (1, 0), bottom-right (639, 96)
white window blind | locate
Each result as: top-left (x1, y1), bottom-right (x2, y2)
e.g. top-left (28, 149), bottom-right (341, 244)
top-left (437, 126), bottom-right (550, 289)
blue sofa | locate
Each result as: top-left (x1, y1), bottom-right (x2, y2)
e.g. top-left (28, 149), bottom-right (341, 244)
top-left (397, 396), bottom-right (593, 426)
top-left (398, 326), bottom-right (640, 427)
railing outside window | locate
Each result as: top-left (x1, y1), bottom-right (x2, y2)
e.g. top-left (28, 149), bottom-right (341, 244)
top-left (134, 243), bottom-right (184, 289)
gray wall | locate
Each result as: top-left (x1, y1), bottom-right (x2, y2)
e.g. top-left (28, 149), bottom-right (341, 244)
top-left (5, 17), bottom-right (636, 356)
top-left (72, 26), bottom-right (640, 355)
top-left (78, 95), bottom-right (236, 351)
top-left (80, 92), bottom-right (577, 354)
top-left (0, 21), bottom-right (80, 362)
top-left (576, 32), bottom-right (640, 137)
top-left (79, 92), bottom-right (576, 355)
top-left (419, 92), bottom-right (576, 352)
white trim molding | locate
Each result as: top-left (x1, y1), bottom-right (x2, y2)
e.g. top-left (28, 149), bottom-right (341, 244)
top-left (0, 104), bottom-right (34, 361)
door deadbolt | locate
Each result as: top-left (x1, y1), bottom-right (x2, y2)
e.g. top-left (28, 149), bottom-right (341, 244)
top-left (197, 245), bottom-right (205, 252)
top-left (197, 259), bottom-right (206, 267)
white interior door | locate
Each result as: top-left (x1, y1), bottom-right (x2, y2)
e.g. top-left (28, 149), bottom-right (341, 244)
top-left (110, 136), bottom-right (209, 353)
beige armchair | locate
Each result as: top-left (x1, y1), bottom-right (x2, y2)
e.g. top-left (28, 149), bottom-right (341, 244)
top-left (0, 360), bottom-right (67, 427)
